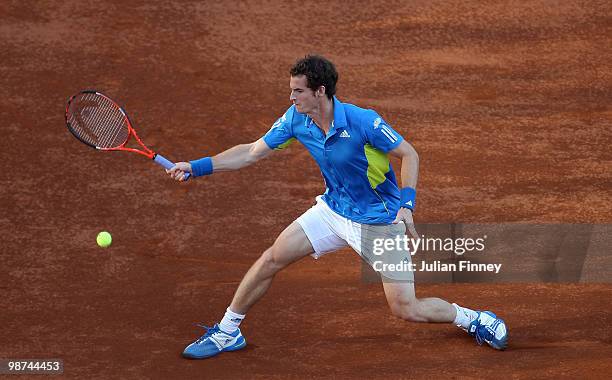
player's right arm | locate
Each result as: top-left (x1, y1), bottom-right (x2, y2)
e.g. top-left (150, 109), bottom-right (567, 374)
top-left (210, 138), bottom-right (274, 172)
top-left (167, 107), bottom-right (295, 182)
top-left (167, 138), bottom-right (273, 181)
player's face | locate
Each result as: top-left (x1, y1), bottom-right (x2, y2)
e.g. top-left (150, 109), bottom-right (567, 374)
top-left (289, 75), bottom-right (318, 114)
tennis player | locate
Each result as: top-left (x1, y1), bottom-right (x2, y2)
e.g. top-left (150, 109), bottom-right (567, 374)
top-left (167, 55), bottom-right (508, 358)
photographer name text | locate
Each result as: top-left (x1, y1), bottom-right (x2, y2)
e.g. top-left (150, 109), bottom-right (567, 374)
top-left (373, 260), bottom-right (502, 274)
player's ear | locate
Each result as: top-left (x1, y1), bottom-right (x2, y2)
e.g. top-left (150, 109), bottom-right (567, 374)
top-left (316, 86), bottom-right (326, 97)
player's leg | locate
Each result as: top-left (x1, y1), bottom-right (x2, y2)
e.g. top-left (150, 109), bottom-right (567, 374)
top-left (182, 221), bottom-right (314, 360)
top-left (229, 221), bottom-right (314, 314)
top-left (359, 223), bottom-right (455, 322)
top-left (382, 278), bottom-right (508, 349)
top-left (183, 198), bottom-right (347, 359)
top-left (382, 281), bottom-right (455, 323)
top-left (355, 221), bottom-right (509, 350)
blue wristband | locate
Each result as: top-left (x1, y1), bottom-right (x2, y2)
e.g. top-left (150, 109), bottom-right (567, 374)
top-left (189, 157), bottom-right (213, 177)
top-left (400, 187), bottom-right (416, 211)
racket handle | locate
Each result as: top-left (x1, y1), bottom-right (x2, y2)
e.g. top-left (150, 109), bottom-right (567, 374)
top-left (154, 154), bottom-right (191, 181)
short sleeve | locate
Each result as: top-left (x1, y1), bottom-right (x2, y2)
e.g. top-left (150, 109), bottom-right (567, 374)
top-left (262, 107), bottom-right (295, 150)
top-left (362, 110), bottom-right (404, 153)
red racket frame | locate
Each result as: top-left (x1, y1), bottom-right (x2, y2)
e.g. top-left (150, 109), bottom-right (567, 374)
top-left (65, 90), bottom-right (190, 180)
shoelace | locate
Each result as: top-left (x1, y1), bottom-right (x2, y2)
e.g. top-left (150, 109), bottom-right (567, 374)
top-left (194, 323), bottom-right (220, 344)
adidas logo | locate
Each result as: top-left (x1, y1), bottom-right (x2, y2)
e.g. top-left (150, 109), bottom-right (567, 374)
top-left (339, 130), bottom-right (351, 138)
top-left (405, 200), bottom-right (413, 207)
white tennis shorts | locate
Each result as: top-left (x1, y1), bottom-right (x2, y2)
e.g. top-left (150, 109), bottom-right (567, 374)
top-left (296, 196), bottom-right (414, 282)
top-left (297, 196), bottom-right (363, 258)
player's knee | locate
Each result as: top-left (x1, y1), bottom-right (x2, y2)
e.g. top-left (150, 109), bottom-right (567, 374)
top-left (259, 245), bottom-right (287, 273)
top-left (389, 299), bottom-right (425, 322)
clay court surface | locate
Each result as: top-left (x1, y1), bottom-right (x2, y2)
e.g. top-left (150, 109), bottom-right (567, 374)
top-left (2, 1), bottom-right (612, 378)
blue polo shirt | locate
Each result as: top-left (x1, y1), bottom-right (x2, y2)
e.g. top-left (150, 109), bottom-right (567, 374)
top-left (263, 97), bottom-right (405, 224)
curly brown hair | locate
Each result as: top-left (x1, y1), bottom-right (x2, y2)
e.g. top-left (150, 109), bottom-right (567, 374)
top-left (290, 55), bottom-right (338, 99)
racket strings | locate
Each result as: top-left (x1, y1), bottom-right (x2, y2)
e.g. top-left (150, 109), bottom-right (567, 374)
top-left (81, 92), bottom-right (128, 148)
top-left (67, 92), bottom-right (129, 149)
top-left (92, 95), bottom-right (126, 147)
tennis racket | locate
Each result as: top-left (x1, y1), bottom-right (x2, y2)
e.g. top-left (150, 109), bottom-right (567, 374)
top-left (65, 90), bottom-right (190, 180)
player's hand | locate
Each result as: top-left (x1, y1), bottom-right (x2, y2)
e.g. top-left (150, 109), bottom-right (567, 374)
top-left (393, 208), bottom-right (418, 240)
top-left (166, 162), bottom-right (192, 182)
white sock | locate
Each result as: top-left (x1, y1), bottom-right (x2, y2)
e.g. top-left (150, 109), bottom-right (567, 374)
top-left (219, 307), bottom-right (245, 333)
top-left (452, 303), bottom-right (478, 329)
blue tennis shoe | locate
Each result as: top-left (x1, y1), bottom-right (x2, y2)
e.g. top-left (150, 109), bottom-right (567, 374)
top-left (182, 324), bottom-right (246, 359)
top-left (468, 311), bottom-right (508, 350)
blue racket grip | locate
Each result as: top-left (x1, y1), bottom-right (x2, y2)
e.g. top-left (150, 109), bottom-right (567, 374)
top-left (154, 154), bottom-right (191, 181)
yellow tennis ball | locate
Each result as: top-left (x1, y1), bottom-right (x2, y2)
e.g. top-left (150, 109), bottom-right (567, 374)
top-left (96, 231), bottom-right (112, 248)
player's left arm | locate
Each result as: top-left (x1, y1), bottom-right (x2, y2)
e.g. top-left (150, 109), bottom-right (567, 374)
top-left (389, 140), bottom-right (419, 239)
top-left (362, 111), bottom-right (419, 238)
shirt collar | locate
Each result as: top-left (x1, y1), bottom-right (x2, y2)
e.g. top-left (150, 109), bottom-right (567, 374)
top-left (303, 96), bottom-right (347, 137)
top-left (332, 96), bottom-right (347, 129)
